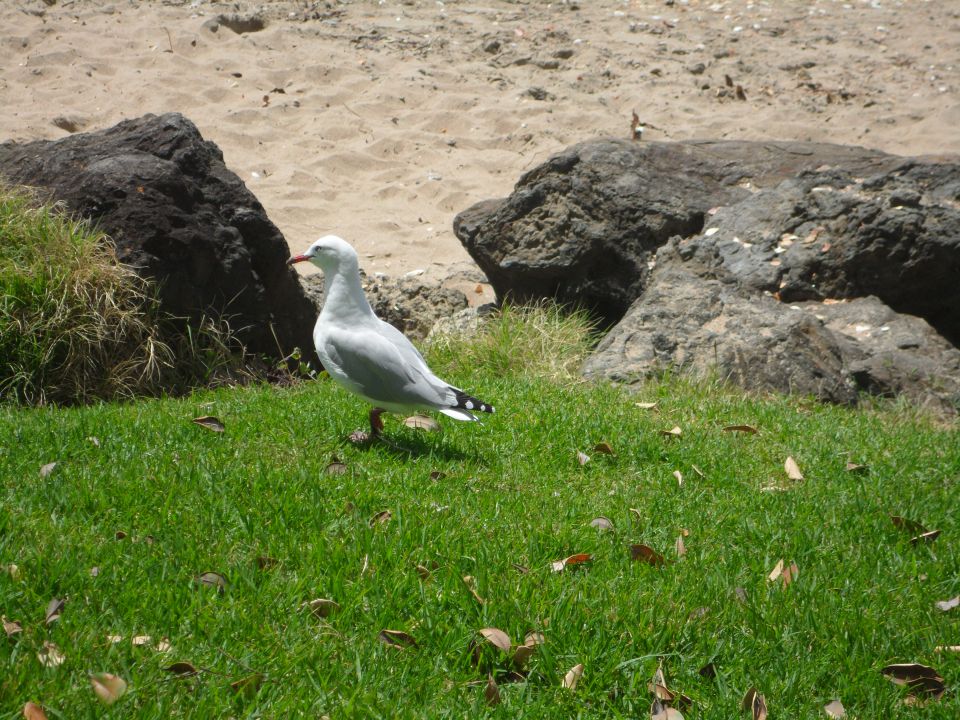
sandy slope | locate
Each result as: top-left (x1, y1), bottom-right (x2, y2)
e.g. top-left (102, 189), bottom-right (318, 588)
top-left (1, 0), bottom-right (958, 280)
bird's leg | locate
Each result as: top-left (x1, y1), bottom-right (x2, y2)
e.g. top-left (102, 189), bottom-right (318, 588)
top-left (369, 407), bottom-right (386, 437)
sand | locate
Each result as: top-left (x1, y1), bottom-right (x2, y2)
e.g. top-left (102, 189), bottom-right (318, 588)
top-left (2, 0), bottom-right (958, 281)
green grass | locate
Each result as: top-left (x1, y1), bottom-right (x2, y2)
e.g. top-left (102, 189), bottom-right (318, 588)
top-left (1, 315), bottom-right (959, 718)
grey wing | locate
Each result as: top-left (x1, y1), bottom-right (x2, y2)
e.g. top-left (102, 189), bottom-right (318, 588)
top-left (325, 324), bottom-right (453, 408)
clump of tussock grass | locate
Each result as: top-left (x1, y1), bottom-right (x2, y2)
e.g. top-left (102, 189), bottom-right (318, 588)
top-left (427, 301), bottom-right (599, 382)
top-left (0, 183), bottom-right (246, 405)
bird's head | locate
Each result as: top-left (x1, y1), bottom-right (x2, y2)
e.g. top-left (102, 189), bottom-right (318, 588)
top-left (287, 235), bottom-right (359, 273)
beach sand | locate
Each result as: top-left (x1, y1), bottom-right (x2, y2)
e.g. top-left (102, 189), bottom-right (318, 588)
top-left (2, 0), bottom-right (958, 283)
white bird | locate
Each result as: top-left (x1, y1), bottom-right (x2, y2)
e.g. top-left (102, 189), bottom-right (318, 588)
top-left (287, 235), bottom-right (494, 439)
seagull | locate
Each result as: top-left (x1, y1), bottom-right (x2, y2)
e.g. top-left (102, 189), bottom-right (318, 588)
top-left (287, 235), bottom-right (494, 439)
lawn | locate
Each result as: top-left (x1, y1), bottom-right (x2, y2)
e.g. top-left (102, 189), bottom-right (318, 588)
top-left (1, 337), bottom-right (958, 718)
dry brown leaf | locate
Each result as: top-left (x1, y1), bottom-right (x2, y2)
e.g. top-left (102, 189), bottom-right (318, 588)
top-left (230, 673), bottom-right (263, 698)
top-left (552, 553), bottom-right (593, 572)
top-left (845, 462), bottom-right (868, 474)
top-left (2, 563), bottom-right (21, 580)
top-left (3, 615), bottom-right (23, 640)
top-left (37, 641), bottom-right (64, 668)
top-left (651, 702), bottom-right (684, 719)
top-left (44, 598), bottom-right (64, 625)
top-left (90, 566), bottom-right (100, 577)
top-left (325, 460), bottom-right (348, 476)
top-left (784, 456), bottom-right (804, 480)
top-left (723, 424), bottom-right (759, 434)
top-left (415, 564), bottom-right (433, 581)
top-left (823, 699), bottom-right (846, 718)
top-left (131, 635), bottom-right (152, 647)
top-left (429, 470), bottom-right (446, 480)
top-left (106, 634), bottom-right (124, 645)
top-left (631, 544), bottom-right (666, 566)
top-left (155, 638), bottom-right (172, 653)
top-left (698, 662), bottom-right (716, 678)
top-left (630, 508), bottom-right (643, 520)
top-left (691, 465), bottom-right (705, 478)
top-left (635, 401), bottom-right (658, 409)
top-left (195, 571), bottom-right (227, 592)
top-left (91, 672), bottom-right (127, 705)
top-left (576, 451), bottom-right (591, 465)
top-left (115, 530), bottom-right (128, 540)
top-left (660, 426), bottom-right (682, 438)
top-left (782, 561), bottom-right (799, 587)
top-left (562, 663), bottom-right (584, 690)
top-left (163, 661), bottom-right (198, 676)
top-left (935, 645), bottom-right (960, 653)
top-left (673, 470), bottom-right (683, 486)
top-left (890, 515), bottom-right (927, 534)
top-left (403, 415), bottom-right (439, 431)
top-left (767, 559), bottom-right (785, 583)
top-left (463, 575), bottom-right (485, 604)
top-left (935, 595), bottom-right (960, 612)
top-left (881, 662), bottom-right (943, 687)
top-left (369, 510), bottom-right (392, 527)
top-left (741, 687), bottom-right (767, 720)
top-left (192, 416), bottom-right (225, 432)
top-left (39, 462), bottom-right (57, 478)
top-left (511, 643), bottom-right (536, 668)
top-left (484, 674), bottom-right (501, 706)
top-left (303, 598), bottom-right (340, 618)
top-left (478, 627), bottom-right (512, 652)
top-left (22, 702), bottom-right (48, 720)
top-left (590, 516), bottom-right (614, 531)
top-left (910, 529), bottom-right (941, 545)
top-left (256, 556), bottom-right (279, 570)
top-left (378, 629), bottom-right (417, 649)
top-left (675, 535), bottom-right (687, 558)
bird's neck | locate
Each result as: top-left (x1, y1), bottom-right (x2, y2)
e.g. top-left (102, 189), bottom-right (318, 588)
top-left (320, 267), bottom-right (375, 324)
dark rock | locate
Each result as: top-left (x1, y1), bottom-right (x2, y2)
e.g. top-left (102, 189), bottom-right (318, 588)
top-left (525, 87), bottom-right (556, 101)
top-left (0, 112), bottom-right (317, 363)
top-left (582, 258), bottom-right (859, 405)
top-left (454, 138), bottom-right (897, 325)
top-left (203, 14), bottom-right (266, 34)
top-left (687, 62), bottom-right (706, 75)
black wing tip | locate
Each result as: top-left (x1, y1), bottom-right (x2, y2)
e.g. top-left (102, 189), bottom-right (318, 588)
top-left (453, 389), bottom-right (495, 414)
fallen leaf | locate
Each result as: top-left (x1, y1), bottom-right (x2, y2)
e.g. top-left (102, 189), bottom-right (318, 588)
top-left (590, 516), bottom-right (614, 531)
top-left (2, 563), bottom-right (21, 580)
top-left (256, 556), bottom-right (279, 570)
top-left (782, 561), bottom-right (799, 587)
top-left (935, 645), bottom-right (960, 653)
top-left (723, 424), bottom-right (758, 434)
top-left (3, 615), bottom-right (23, 640)
top-left (691, 465), bottom-right (705, 478)
top-left (415, 564), bottom-right (433, 581)
top-left (429, 470), bottom-right (446, 480)
top-left (768, 559), bottom-right (785, 583)
top-left (378, 629), bottom-right (417, 649)
top-left (845, 462), bottom-right (868, 474)
top-left (106, 634), bottom-right (124, 644)
top-left (403, 415), bottom-right (439, 431)
top-left (881, 662), bottom-right (943, 688)
top-left (562, 663), bottom-right (584, 690)
top-left (155, 638), bottom-right (172, 653)
top-left (741, 687), bottom-right (767, 720)
top-left (577, 450), bottom-right (591, 465)
top-left (910, 529), bottom-right (941, 545)
top-left (163, 661), bottom-right (198, 676)
top-left (675, 535), bottom-right (687, 558)
top-left (37, 641), bottom-right (65, 667)
top-left (91, 672), bottom-right (127, 705)
top-left (230, 673), bottom-right (263, 698)
top-left (552, 553), bottom-right (593, 572)
top-left (784, 456), bottom-right (804, 480)
top-left (195, 571), bottom-right (227, 593)
top-left (511, 643), bottom-right (536, 668)
top-left (303, 598), bottom-right (340, 618)
top-left (630, 544), bottom-right (666, 566)
top-left (90, 566), bottom-right (100, 577)
top-left (478, 627), bottom-right (512, 652)
top-left (115, 530), bottom-right (127, 540)
top-left (192, 416), bottom-right (225, 432)
top-left (370, 510), bottom-right (392, 527)
top-left (823, 699), bottom-right (846, 718)
top-left (131, 635), bottom-right (152, 646)
top-left (890, 515), bottom-right (927, 534)
top-left (325, 459), bottom-right (348, 475)
top-left (22, 702), bottom-right (48, 720)
top-left (660, 426), bottom-right (682, 438)
top-left (463, 575), bottom-right (485, 604)
top-left (593, 441), bottom-right (615, 455)
top-left (87, 436), bottom-right (101, 447)
top-left (39, 462), bottom-right (57, 477)
top-left (630, 508), bottom-right (643, 520)
top-left (45, 598), bottom-right (64, 625)
top-left (698, 662), bottom-right (716, 679)
top-left (935, 596), bottom-right (959, 612)
top-left (673, 470), bottom-right (683, 486)
top-left (635, 402), bottom-right (658, 409)
top-left (484, 674), bottom-right (501, 706)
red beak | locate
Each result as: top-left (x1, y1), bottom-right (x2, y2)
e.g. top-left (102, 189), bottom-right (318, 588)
top-left (287, 254), bottom-right (310, 266)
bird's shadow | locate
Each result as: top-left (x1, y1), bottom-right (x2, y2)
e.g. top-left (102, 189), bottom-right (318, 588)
top-left (343, 430), bottom-right (485, 464)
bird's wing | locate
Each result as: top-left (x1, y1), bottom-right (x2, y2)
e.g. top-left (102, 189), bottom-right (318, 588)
top-left (321, 323), bottom-right (453, 409)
